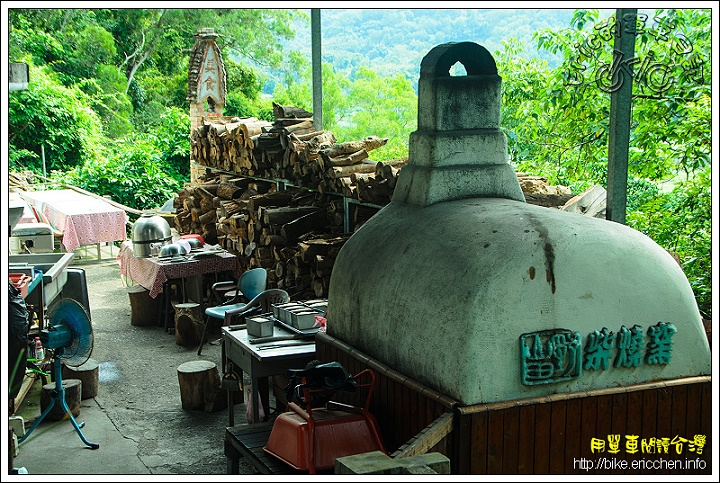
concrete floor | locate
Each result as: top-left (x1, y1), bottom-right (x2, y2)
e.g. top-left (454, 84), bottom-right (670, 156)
top-left (8, 245), bottom-right (267, 477)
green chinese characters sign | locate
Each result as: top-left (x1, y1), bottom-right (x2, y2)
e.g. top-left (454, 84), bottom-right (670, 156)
top-left (520, 322), bottom-right (677, 385)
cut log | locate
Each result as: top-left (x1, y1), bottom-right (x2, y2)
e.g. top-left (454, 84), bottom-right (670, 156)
top-left (324, 149), bottom-right (369, 167)
top-left (281, 209), bottom-right (328, 243)
top-left (247, 191), bottom-right (294, 212)
top-left (174, 303), bottom-right (204, 347)
top-left (329, 160), bottom-right (378, 178)
top-left (62, 359), bottom-right (99, 399)
top-left (262, 206), bottom-right (319, 226)
top-left (561, 184), bottom-right (606, 217)
top-left (41, 379), bottom-right (82, 420)
top-left (198, 209), bottom-right (216, 226)
top-left (177, 360), bottom-right (226, 412)
top-left (319, 136), bottom-right (388, 157)
top-left (217, 182), bottom-right (243, 200)
top-left (127, 285), bottom-right (160, 327)
top-left (273, 103), bottom-right (313, 119)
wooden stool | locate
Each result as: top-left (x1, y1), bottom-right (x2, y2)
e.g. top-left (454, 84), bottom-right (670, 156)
top-left (127, 285), bottom-right (160, 326)
top-left (177, 360), bottom-right (227, 413)
top-left (174, 303), bottom-right (203, 347)
top-left (62, 358), bottom-right (99, 399)
top-left (40, 379), bottom-right (82, 421)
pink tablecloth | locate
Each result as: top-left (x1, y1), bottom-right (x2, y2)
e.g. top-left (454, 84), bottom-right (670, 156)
top-left (20, 189), bottom-right (128, 252)
top-left (117, 241), bottom-right (242, 298)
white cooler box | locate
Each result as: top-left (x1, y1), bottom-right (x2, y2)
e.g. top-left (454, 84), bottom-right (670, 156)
top-left (10, 223), bottom-right (55, 253)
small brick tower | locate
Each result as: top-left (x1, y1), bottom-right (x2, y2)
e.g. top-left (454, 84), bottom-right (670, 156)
top-left (188, 28), bottom-right (227, 181)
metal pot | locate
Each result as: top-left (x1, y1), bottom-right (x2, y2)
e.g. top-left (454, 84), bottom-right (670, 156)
top-left (158, 243), bottom-right (186, 258)
top-left (132, 213), bottom-right (172, 257)
top-left (184, 237), bottom-right (204, 250)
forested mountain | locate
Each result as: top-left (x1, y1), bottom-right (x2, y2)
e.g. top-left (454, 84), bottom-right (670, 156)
top-left (255, 8), bottom-right (595, 93)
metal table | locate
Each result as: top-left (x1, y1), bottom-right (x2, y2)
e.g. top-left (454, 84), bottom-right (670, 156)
top-left (222, 325), bottom-right (316, 425)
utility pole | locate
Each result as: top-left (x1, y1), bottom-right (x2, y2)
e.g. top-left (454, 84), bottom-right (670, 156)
top-left (311, 9), bottom-right (323, 131)
top-left (606, 8), bottom-right (637, 224)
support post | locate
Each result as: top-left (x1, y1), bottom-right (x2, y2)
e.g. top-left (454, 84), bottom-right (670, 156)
top-left (311, 9), bottom-right (323, 131)
top-left (606, 8), bottom-right (637, 224)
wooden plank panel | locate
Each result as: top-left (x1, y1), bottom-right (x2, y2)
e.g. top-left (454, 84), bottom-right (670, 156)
top-left (344, 351), bottom-right (357, 407)
top-left (670, 384), bottom-right (688, 439)
top-left (624, 389), bottom-right (643, 475)
top-left (548, 400), bottom-right (567, 473)
top-left (486, 409), bottom-right (504, 474)
top-left (502, 406), bottom-right (519, 474)
top-left (594, 394), bottom-right (613, 475)
top-left (409, 383), bottom-right (423, 441)
top-left (669, 384), bottom-right (688, 475)
top-left (315, 339), bottom-right (326, 361)
top-left (655, 387), bottom-right (673, 475)
top-left (684, 382), bottom-right (702, 436)
top-left (458, 413), bottom-right (475, 474)
top-left (699, 381), bottom-right (712, 473)
top-left (684, 382), bottom-right (703, 475)
top-left (416, 386), bottom-right (427, 446)
top-left (533, 401), bottom-right (551, 474)
top-left (610, 392), bottom-right (627, 475)
top-left (422, 389), bottom-right (435, 437)
top-left (517, 404), bottom-right (535, 474)
top-left (564, 397), bottom-right (583, 474)
top-left (401, 381), bottom-right (412, 444)
top-left (376, 369), bottom-right (390, 450)
top-left (580, 394), bottom-right (598, 474)
top-left (391, 378), bottom-right (404, 451)
top-left (641, 386), bottom-right (658, 455)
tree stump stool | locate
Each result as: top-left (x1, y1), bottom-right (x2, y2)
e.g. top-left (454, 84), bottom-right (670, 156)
top-left (40, 379), bottom-right (82, 421)
top-left (177, 360), bottom-right (227, 412)
top-left (174, 303), bottom-right (203, 347)
top-left (62, 358), bottom-right (99, 399)
top-left (128, 285), bottom-right (160, 326)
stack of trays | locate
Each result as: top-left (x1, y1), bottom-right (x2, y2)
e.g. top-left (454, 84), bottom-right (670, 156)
top-left (273, 299), bottom-right (328, 331)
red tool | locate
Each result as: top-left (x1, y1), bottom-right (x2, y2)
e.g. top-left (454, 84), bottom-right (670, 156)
top-left (263, 364), bottom-right (387, 474)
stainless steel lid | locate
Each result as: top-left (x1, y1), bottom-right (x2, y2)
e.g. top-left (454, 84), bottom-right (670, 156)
top-left (132, 213), bottom-right (171, 244)
top-left (132, 213), bottom-right (172, 257)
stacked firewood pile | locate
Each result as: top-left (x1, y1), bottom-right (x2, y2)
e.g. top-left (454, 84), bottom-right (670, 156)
top-left (190, 103), bottom-right (402, 204)
top-left (173, 170), bottom-right (358, 299)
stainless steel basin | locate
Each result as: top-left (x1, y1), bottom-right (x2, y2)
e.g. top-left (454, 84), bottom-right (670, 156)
top-left (9, 204), bottom-right (25, 231)
top-left (9, 253), bottom-right (75, 305)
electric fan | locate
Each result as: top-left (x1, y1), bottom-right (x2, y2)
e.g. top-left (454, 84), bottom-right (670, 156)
top-left (19, 298), bottom-right (100, 449)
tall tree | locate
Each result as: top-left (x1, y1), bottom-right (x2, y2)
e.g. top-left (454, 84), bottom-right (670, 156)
top-left (94, 9), bottom-right (305, 93)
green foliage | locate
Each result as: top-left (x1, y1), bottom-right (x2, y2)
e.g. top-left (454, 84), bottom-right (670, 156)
top-left (78, 67), bottom-right (135, 138)
top-left (626, 168), bottom-right (711, 318)
top-left (56, 24), bottom-right (117, 82)
top-left (9, 63), bottom-right (105, 173)
top-left (501, 9), bottom-right (712, 318)
top-left (222, 58), bottom-right (272, 120)
top-left (153, 107), bottom-right (192, 179)
top-left (54, 126), bottom-right (186, 211)
top-left (336, 68), bottom-right (416, 161)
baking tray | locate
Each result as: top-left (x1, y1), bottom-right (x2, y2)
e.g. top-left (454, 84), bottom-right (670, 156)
top-left (274, 317), bottom-right (320, 336)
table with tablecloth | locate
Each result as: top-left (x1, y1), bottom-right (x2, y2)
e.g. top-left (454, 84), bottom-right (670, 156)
top-left (19, 189), bottom-right (128, 253)
top-left (116, 241), bottom-right (242, 298)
